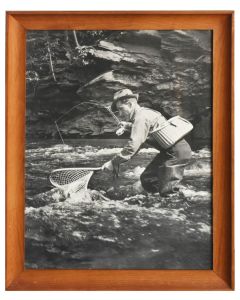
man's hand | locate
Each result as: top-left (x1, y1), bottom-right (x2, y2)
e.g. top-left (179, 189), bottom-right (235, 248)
top-left (116, 126), bottom-right (125, 136)
top-left (101, 160), bottom-right (113, 171)
top-left (119, 121), bottom-right (132, 130)
top-left (116, 121), bottom-right (132, 136)
top-left (102, 159), bottom-right (120, 178)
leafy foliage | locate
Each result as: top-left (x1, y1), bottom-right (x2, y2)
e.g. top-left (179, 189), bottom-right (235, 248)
top-left (26, 30), bottom-right (120, 83)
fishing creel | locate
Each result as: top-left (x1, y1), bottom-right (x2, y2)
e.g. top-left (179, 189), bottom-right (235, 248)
top-left (150, 116), bottom-right (193, 149)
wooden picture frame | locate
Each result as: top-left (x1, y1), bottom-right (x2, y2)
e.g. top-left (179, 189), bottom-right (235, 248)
top-left (6, 11), bottom-right (234, 291)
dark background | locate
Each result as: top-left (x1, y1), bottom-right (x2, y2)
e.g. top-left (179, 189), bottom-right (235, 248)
top-left (26, 30), bottom-right (212, 149)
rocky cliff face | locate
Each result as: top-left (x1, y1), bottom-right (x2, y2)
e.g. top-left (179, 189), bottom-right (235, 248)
top-left (26, 30), bottom-right (212, 146)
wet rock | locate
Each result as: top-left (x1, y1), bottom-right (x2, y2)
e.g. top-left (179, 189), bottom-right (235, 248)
top-left (26, 187), bottom-right (112, 208)
top-left (26, 30), bottom-right (212, 143)
top-left (25, 193), bottom-right (212, 269)
top-left (26, 188), bottom-right (65, 208)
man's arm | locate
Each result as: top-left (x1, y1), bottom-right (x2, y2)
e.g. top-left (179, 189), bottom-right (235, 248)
top-left (112, 115), bottom-right (151, 165)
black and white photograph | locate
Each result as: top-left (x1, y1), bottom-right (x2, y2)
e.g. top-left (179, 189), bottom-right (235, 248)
top-left (25, 30), bottom-right (212, 270)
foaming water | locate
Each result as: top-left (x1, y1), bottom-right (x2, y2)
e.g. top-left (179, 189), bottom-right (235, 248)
top-left (123, 166), bottom-right (145, 180)
top-left (25, 139), bottom-right (212, 269)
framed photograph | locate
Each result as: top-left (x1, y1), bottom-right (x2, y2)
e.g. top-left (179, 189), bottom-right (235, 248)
top-left (6, 11), bottom-right (234, 290)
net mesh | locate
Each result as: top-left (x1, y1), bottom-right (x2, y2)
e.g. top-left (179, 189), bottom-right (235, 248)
top-left (49, 168), bottom-right (101, 194)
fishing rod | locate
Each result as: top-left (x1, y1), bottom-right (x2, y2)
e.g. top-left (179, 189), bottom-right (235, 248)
top-left (105, 106), bottom-right (121, 124)
top-left (54, 102), bottom-right (87, 145)
top-left (104, 106), bottom-right (126, 136)
top-left (54, 102), bottom-right (124, 144)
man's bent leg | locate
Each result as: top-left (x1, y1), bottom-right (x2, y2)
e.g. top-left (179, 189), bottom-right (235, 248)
top-left (140, 152), bottom-right (167, 193)
top-left (158, 139), bottom-right (192, 196)
top-left (159, 164), bottom-right (185, 196)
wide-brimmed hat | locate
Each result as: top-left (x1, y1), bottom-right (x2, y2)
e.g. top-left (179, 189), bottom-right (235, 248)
top-left (111, 89), bottom-right (139, 112)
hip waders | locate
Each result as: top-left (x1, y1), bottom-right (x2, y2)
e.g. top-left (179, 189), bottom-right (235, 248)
top-left (140, 139), bottom-right (192, 195)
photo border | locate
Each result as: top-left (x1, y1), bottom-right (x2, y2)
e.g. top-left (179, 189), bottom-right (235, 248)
top-left (6, 11), bottom-right (234, 291)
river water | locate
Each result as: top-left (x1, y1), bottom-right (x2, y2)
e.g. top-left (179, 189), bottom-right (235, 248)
top-left (25, 139), bottom-right (212, 269)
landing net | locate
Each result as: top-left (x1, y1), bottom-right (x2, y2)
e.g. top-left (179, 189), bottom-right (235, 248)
top-left (49, 167), bottom-right (101, 195)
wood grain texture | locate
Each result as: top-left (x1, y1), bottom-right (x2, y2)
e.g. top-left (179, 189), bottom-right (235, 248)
top-left (5, 11), bottom-right (234, 291)
top-left (7, 270), bottom-right (231, 291)
top-left (7, 12), bottom-right (232, 30)
top-left (231, 13), bottom-right (235, 289)
top-left (6, 14), bottom-right (26, 288)
top-left (212, 14), bottom-right (232, 282)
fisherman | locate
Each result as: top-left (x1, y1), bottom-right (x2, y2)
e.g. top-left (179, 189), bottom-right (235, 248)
top-left (102, 88), bottom-right (192, 197)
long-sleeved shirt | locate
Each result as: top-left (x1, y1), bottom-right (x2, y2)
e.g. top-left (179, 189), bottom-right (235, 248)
top-left (112, 105), bottom-right (167, 165)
